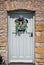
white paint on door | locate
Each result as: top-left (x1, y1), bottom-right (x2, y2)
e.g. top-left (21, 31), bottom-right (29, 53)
top-left (8, 11), bottom-right (35, 63)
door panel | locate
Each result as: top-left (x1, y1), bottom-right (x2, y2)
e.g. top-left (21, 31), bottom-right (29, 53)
top-left (8, 11), bottom-right (35, 63)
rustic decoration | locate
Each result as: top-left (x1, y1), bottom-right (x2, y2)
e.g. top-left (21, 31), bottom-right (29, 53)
top-left (15, 16), bottom-right (28, 33)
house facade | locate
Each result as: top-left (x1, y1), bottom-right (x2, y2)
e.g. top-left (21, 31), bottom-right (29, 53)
top-left (0, 0), bottom-right (44, 65)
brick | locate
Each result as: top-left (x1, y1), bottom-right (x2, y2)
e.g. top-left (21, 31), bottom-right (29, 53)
top-left (36, 31), bottom-right (44, 37)
top-left (4, 0), bottom-right (44, 11)
top-left (35, 47), bottom-right (44, 54)
top-left (36, 32), bottom-right (42, 36)
top-left (0, 42), bottom-right (7, 46)
top-left (0, 52), bottom-right (7, 57)
top-left (35, 54), bottom-right (44, 59)
top-left (36, 23), bottom-right (44, 31)
top-left (36, 43), bottom-right (44, 47)
top-left (0, 50), bottom-right (6, 53)
top-left (0, 46), bottom-right (7, 50)
top-left (36, 58), bottom-right (44, 63)
top-left (36, 36), bottom-right (44, 43)
top-left (35, 62), bottom-right (44, 65)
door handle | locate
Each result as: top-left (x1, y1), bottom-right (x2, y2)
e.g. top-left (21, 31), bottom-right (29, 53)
top-left (26, 31), bottom-right (33, 37)
top-left (29, 32), bottom-right (33, 37)
top-left (31, 32), bottom-right (33, 37)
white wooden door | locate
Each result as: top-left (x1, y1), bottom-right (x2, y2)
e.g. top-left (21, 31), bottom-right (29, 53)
top-left (8, 11), bottom-right (35, 63)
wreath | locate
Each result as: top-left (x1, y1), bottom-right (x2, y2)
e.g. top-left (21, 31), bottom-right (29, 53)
top-left (15, 16), bottom-right (28, 32)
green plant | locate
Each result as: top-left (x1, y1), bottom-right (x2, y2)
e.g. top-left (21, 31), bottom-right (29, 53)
top-left (15, 19), bottom-right (28, 31)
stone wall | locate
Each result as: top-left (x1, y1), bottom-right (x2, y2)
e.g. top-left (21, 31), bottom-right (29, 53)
top-left (0, 0), bottom-right (44, 65)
